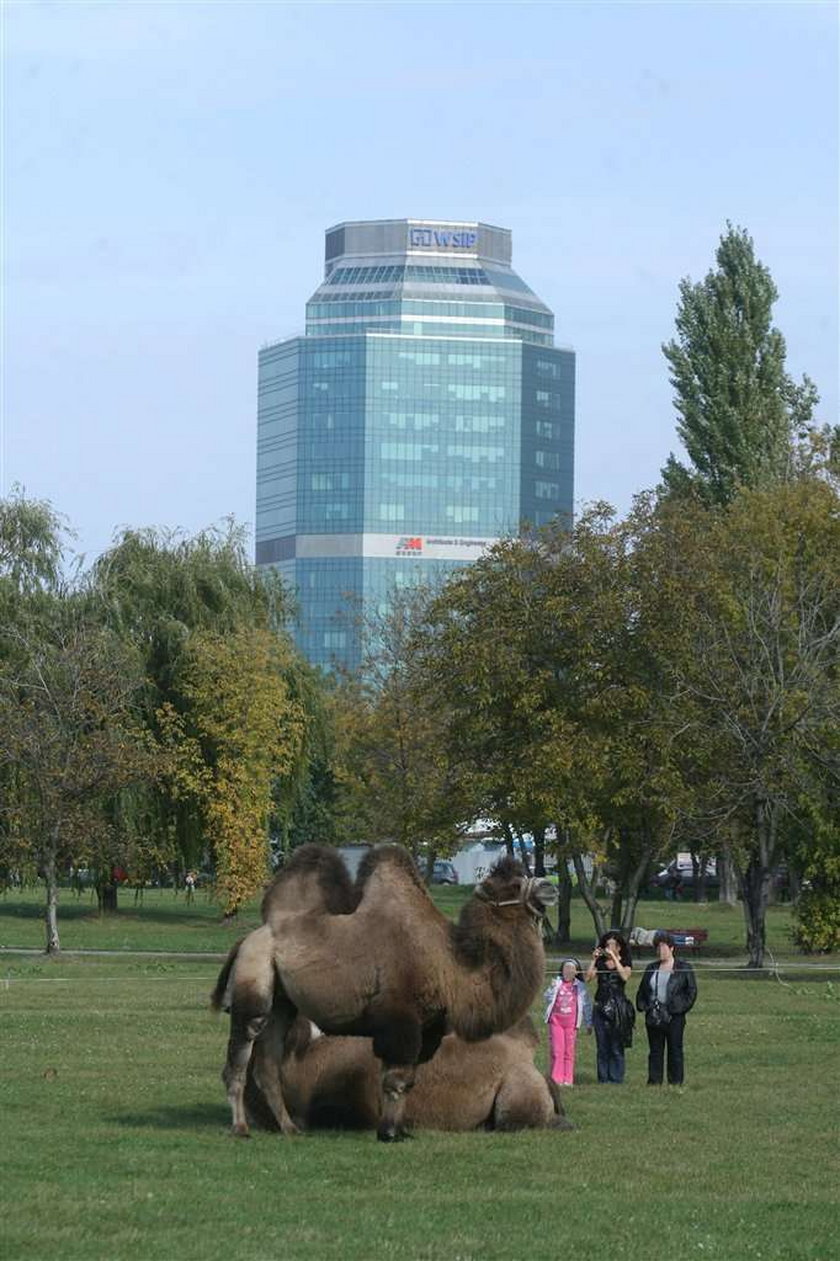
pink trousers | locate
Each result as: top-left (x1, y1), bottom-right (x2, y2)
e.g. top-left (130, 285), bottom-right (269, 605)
top-left (548, 1013), bottom-right (578, 1084)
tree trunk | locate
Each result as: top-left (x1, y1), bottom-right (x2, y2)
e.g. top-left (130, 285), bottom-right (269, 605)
top-left (533, 827), bottom-right (546, 878)
top-left (97, 882), bottom-right (119, 914)
top-left (572, 852), bottom-right (606, 941)
top-left (739, 799), bottom-right (777, 968)
top-left (501, 822), bottom-right (515, 858)
top-left (554, 862), bottom-right (572, 945)
top-left (718, 842), bottom-right (738, 906)
top-left (740, 860), bottom-right (772, 968)
top-left (514, 829), bottom-right (532, 875)
top-left (617, 846), bottom-right (653, 937)
top-left (43, 856), bottom-right (61, 956)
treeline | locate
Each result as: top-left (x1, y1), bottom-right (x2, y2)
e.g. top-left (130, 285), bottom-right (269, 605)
top-left (0, 512), bottom-right (342, 951)
top-left (2, 225), bottom-right (838, 965)
top-left (330, 225), bottom-right (840, 968)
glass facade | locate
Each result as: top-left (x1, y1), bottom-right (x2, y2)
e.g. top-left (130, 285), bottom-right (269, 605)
top-left (256, 219), bottom-right (575, 670)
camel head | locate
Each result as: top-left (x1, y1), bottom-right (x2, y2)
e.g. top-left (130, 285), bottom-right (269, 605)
top-left (475, 856), bottom-right (558, 920)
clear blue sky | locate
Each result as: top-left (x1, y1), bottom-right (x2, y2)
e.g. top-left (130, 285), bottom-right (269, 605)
top-left (3, 1), bottom-right (837, 563)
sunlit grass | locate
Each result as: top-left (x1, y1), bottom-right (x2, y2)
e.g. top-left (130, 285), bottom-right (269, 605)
top-left (0, 882), bottom-right (819, 964)
top-left (1, 955), bottom-right (838, 1260)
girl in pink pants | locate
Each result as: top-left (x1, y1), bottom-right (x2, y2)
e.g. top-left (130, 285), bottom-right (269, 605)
top-left (543, 958), bottom-right (593, 1085)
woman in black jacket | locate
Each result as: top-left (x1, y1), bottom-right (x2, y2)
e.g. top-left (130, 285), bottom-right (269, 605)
top-left (635, 930), bottom-right (697, 1086)
top-left (585, 930), bottom-right (634, 1083)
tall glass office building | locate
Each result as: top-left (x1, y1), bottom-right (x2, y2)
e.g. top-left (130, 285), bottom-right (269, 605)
top-left (256, 219), bottom-right (575, 670)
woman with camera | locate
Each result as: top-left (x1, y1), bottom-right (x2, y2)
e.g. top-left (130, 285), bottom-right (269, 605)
top-left (635, 930), bottom-right (697, 1086)
top-left (584, 930), bottom-right (634, 1084)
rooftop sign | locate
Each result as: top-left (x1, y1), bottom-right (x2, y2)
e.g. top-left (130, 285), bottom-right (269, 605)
top-left (409, 228), bottom-right (477, 249)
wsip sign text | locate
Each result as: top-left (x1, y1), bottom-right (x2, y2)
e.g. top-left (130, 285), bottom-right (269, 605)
top-left (410, 228), bottom-right (477, 249)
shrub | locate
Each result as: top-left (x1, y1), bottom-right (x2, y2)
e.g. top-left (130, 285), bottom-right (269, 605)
top-left (792, 885), bottom-right (840, 953)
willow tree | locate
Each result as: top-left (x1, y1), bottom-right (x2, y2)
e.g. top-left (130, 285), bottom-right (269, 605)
top-left (88, 524), bottom-right (304, 903)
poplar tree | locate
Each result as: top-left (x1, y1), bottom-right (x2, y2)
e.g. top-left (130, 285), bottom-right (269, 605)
top-left (661, 224), bottom-right (818, 505)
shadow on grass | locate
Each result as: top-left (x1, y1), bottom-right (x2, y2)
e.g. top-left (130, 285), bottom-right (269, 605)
top-left (111, 1102), bottom-right (230, 1131)
top-left (111, 1104), bottom-right (381, 1142)
top-left (0, 897), bottom-right (248, 931)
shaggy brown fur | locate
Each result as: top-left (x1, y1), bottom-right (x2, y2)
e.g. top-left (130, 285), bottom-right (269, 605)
top-left (213, 844), bottom-right (557, 1141)
top-left (244, 1016), bottom-right (574, 1134)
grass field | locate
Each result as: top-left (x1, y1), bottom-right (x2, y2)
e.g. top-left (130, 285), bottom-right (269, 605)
top-left (2, 891), bottom-right (838, 1260)
top-left (0, 882), bottom-right (813, 963)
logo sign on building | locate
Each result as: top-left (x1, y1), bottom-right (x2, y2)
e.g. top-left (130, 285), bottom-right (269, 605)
top-left (409, 228), bottom-right (477, 249)
top-left (377, 534), bottom-right (496, 561)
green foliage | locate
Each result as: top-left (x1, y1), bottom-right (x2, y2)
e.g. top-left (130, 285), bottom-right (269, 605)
top-left (0, 485), bottom-right (68, 601)
top-left (0, 603), bottom-right (157, 950)
top-left (792, 887), bottom-right (840, 953)
top-left (335, 587), bottom-right (472, 854)
top-left (89, 524), bottom-right (325, 900)
top-left (661, 223), bottom-right (817, 505)
top-left (159, 627), bottom-right (306, 915)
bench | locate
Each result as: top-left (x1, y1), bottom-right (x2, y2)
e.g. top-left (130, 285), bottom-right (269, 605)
top-left (631, 927), bottom-right (709, 954)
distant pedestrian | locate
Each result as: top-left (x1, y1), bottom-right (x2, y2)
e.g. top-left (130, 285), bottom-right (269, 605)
top-left (635, 930), bottom-right (697, 1086)
top-left (664, 866), bottom-right (683, 901)
top-left (543, 958), bottom-right (592, 1086)
top-left (185, 871), bottom-right (196, 904)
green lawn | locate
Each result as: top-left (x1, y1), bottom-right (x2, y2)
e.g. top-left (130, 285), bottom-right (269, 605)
top-left (0, 882), bottom-right (816, 964)
top-left (1, 952), bottom-right (838, 1260)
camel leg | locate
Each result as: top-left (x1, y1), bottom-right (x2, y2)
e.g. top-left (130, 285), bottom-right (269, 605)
top-left (223, 1012), bottom-right (269, 1137)
top-left (378, 1065), bottom-right (417, 1142)
top-left (219, 925), bottom-right (277, 1138)
top-left (373, 1018), bottom-right (423, 1143)
top-left (250, 1008), bottom-right (302, 1136)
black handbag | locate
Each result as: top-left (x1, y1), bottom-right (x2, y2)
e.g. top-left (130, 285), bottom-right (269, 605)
top-left (646, 998), bottom-right (671, 1029)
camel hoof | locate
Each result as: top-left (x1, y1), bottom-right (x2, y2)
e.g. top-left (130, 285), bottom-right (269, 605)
top-left (230, 1123), bottom-right (251, 1139)
top-left (377, 1125), bottom-right (412, 1143)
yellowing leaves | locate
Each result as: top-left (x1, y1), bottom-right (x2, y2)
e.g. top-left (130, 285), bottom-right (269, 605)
top-left (159, 627), bottom-right (305, 915)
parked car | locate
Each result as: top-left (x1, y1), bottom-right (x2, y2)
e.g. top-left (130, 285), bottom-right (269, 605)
top-left (416, 858), bottom-right (460, 885)
top-left (651, 858), bottom-right (718, 892)
top-left (431, 859), bottom-right (459, 885)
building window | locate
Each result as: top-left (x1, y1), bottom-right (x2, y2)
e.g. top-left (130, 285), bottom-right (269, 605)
top-left (379, 503), bottom-right (405, 522)
top-left (535, 451), bottom-right (560, 470)
top-left (446, 505), bottom-right (480, 524)
top-left (535, 481), bottom-right (560, 499)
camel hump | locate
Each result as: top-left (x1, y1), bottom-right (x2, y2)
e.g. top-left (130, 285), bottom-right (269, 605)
top-left (261, 844), bottom-right (357, 919)
top-left (355, 844), bottom-right (427, 898)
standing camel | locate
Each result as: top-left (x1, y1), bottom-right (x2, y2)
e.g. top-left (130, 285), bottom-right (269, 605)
top-left (211, 844), bottom-right (557, 1141)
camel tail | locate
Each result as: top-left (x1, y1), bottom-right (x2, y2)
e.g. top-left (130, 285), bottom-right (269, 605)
top-left (546, 1076), bottom-right (576, 1131)
top-left (210, 938), bottom-right (243, 1011)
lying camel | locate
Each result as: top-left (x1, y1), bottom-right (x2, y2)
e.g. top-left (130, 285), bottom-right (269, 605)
top-left (211, 843), bottom-right (557, 1142)
top-left (244, 1015), bottom-right (574, 1133)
